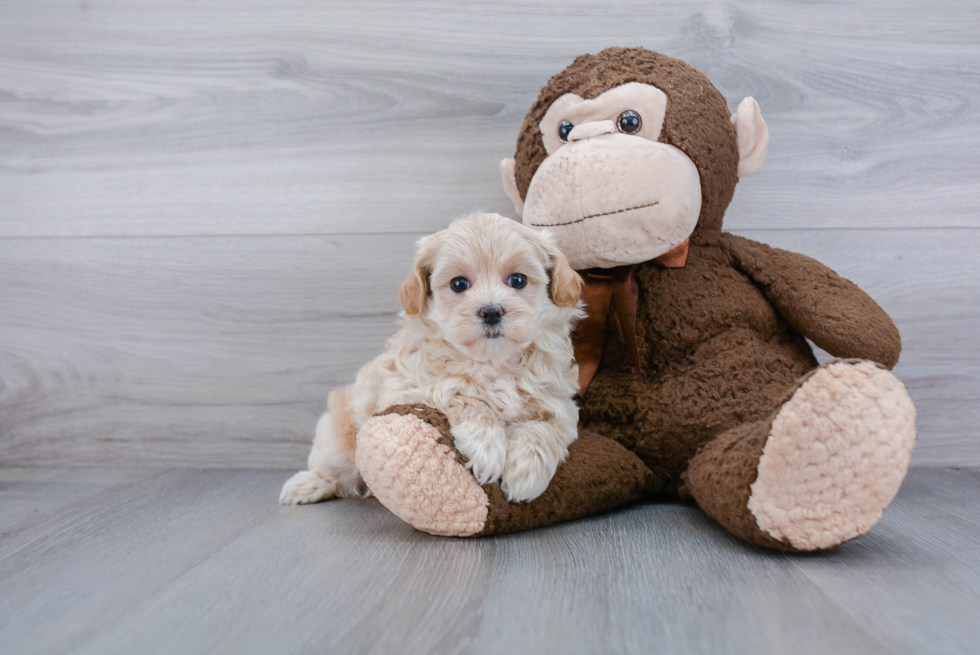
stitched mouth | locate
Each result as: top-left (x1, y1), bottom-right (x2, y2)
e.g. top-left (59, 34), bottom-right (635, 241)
top-left (529, 201), bottom-right (659, 227)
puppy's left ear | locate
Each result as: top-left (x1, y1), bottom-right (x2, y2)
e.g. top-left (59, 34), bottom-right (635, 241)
top-left (398, 236), bottom-right (434, 316)
top-left (548, 250), bottom-right (583, 308)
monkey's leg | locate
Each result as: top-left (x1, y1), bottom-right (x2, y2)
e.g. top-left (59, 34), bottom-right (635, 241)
top-left (685, 360), bottom-right (916, 551)
top-left (356, 405), bottom-right (659, 537)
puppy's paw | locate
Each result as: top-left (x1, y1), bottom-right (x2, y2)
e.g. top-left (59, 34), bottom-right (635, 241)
top-left (500, 422), bottom-right (566, 502)
top-left (279, 470), bottom-right (338, 505)
top-left (450, 419), bottom-right (507, 486)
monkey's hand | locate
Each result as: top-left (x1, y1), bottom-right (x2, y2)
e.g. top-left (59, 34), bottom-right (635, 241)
top-left (722, 233), bottom-right (901, 368)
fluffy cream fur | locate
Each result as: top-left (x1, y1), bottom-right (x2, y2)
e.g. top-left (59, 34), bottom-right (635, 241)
top-left (280, 212), bottom-right (584, 505)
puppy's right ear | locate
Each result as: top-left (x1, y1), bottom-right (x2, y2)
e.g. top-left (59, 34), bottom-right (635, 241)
top-left (397, 236), bottom-right (433, 316)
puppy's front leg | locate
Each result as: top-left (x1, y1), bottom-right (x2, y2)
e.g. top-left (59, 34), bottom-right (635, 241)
top-left (501, 420), bottom-right (571, 502)
top-left (444, 397), bottom-right (507, 486)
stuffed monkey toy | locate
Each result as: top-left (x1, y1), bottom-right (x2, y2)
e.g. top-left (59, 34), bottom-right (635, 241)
top-left (355, 48), bottom-right (916, 551)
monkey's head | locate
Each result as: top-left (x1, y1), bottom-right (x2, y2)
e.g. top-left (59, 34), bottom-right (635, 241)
top-left (501, 48), bottom-right (769, 270)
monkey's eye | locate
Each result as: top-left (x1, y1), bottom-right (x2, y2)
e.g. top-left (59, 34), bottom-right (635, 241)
top-left (617, 110), bottom-right (642, 134)
top-left (450, 277), bottom-right (470, 293)
top-left (558, 121), bottom-right (575, 142)
top-left (507, 273), bottom-right (527, 289)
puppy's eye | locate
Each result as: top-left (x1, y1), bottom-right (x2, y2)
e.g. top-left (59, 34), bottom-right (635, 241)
top-left (617, 110), bottom-right (642, 134)
top-left (558, 121), bottom-right (574, 142)
top-left (507, 273), bottom-right (527, 289)
top-left (450, 277), bottom-right (470, 293)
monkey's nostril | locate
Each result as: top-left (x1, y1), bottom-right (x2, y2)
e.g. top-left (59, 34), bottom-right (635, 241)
top-left (478, 305), bottom-right (505, 325)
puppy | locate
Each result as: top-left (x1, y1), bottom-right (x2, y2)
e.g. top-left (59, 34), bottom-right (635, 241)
top-left (279, 212), bottom-right (584, 505)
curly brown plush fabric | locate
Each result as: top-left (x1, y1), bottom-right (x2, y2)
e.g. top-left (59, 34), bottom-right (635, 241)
top-left (684, 419), bottom-right (796, 551)
top-left (579, 238), bottom-right (821, 494)
top-left (477, 429), bottom-right (660, 536)
top-left (722, 235), bottom-right (902, 367)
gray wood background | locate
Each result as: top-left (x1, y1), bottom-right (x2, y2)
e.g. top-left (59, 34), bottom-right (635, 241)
top-left (1, 0), bottom-right (978, 469)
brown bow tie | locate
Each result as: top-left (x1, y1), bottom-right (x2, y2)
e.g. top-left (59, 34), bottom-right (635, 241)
top-left (573, 239), bottom-right (690, 398)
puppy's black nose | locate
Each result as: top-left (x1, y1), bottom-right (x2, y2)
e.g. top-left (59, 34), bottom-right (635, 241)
top-left (478, 304), bottom-right (505, 326)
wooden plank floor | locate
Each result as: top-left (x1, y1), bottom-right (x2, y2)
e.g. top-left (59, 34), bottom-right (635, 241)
top-left (1, 467), bottom-right (978, 655)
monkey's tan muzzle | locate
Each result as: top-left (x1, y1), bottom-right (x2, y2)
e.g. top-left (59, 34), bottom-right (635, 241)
top-left (522, 133), bottom-right (701, 270)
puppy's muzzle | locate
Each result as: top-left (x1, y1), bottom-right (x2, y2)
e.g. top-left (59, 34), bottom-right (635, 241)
top-left (478, 305), bottom-right (505, 327)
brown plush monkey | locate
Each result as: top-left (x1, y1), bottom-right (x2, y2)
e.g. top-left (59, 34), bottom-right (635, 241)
top-left (356, 48), bottom-right (916, 551)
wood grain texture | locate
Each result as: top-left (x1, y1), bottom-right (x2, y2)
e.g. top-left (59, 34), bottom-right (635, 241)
top-left (1, 0), bottom-right (978, 467)
top-left (0, 0), bottom-right (977, 237)
top-left (0, 234), bottom-right (413, 468)
top-left (0, 466), bottom-right (978, 654)
top-left (1, 229), bottom-right (976, 468)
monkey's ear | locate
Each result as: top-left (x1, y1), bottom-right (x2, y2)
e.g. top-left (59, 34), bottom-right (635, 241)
top-left (548, 251), bottom-right (583, 308)
top-left (500, 158), bottom-right (525, 219)
top-left (397, 237), bottom-right (433, 316)
top-left (731, 97), bottom-right (769, 178)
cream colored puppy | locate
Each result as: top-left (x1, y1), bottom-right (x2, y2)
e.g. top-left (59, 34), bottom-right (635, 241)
top-left (279, 213), bottom-right (584, 505)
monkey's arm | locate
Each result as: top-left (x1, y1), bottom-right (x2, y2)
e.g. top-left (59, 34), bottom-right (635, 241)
top-left (721, 233), bottom-right (901, 368)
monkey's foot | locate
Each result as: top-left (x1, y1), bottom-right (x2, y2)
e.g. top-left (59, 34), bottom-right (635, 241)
top-left (748, 360), bottom-right (917, 550)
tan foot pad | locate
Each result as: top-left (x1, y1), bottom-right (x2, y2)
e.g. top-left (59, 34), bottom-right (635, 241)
top-left (355, 408), bottom-right (488, 537)
top-left (748, 360), bottom-right (917, 550)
